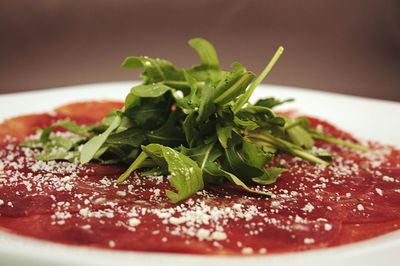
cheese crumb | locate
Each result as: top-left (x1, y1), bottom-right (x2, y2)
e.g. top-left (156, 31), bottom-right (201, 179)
top-left (375, 188), bottom-right (384, 196)
top-left (169, 216), bottom-right (186, 225)
top-left (382, 176), bottom-right (394, 182)
top-left (270, 201), bottom-right (280, 208)
top-left (302, 202), bottom-right (315, 213)
top-left (241, 247), bottom-right (254, 255)
top-left (304, 238), bottom-right (315, 244)
top-left (116, 191), bottom-right (126, 197)
top-left (128, 218), bottom-right (141, 227)
top-left (79, 208), bottom-right (90, 218)
top-left (196, 228), bottom-right (210, 241)
top-left (324, 223), bottom-right (332, 231)
top-left (108, 240), bottom-right (116, 248)
top-left (211, 231), bottom-right (227, 241)
top-left (259, 248), bottom-right (267, 254)
top-left (64, 183), bottom-right (73, 191)
top-left (357, 204), bottom-right (364, 211)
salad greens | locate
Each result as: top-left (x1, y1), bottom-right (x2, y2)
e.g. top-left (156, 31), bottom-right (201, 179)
top-left (21, 38), bottom-right (367, 203)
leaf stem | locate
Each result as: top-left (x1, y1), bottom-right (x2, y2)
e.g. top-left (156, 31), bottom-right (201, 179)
top-left (247, 130), bottom-right (329, 165)
top-left (310, 132), bottom-right (369, 152)
top-left (116, 151), bottom-right (149, 183)
top-left (162, 80), bottom-right (205, 87)
top-left (214, 72), bottom-right (254, 104)
top-left (233, 46), bottom-right (284, 113)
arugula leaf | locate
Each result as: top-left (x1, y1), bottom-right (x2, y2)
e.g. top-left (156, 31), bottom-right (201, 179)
top-left (106, 127), bottom-right (146, 147)
top-left (142, 144), bottom-right (204, 203)
top-left (183, 111), bottom-right (199, 147)
top-left (216, 122), bottom-right (233, 149)
top-left (125, 97), bottom-right (171, 129)
top-left (130, 84), bottom-right (173, 98)
top-left (180, 141), bottom-right (220, 170)
top-left (122, 56), bottom-right (183, 84)
top-left (146, 111), bottom-right (186, 147)
top-left (80, 115), bottom-right (121, 164)
top-left (188, 38), bottom-right (220, 68)
top-left (213, 72), bottom-right (255, 105)
top-left (39, 120), bottom-right (88, 144)
top-left (224, 144), bottom-right (266, 179)
top-left (252, 167), bottom-right (287, 185)
top-left (285, 118), bottom-right (314, 149)
top-left (196, 81), bottom-right (217, 123)
top-left (255, 97), bottom-right (294, 109)
top-left (204, 162), bottom-right (273, 196)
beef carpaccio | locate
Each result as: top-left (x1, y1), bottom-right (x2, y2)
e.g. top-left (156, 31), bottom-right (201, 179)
top-left (0, 101), bottom-right (399, 255)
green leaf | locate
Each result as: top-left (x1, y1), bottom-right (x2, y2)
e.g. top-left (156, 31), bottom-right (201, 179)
top-left (204, 162), bottom-right (273, 196)
top-left (124, 93), bottom-right (141, 111)
top-left (125, 97), bottom-right (171, 129)
top-left (311, 148), bottom-right (333, 163)
top-left (130, 84), bottom-right (173, 98)
top-left (39, 120), bottom-right (88, 144)
top-left (213, 72), bottom-right (255, 105)
top-left (189, 38), bottom-right (220, 68)
top-left (216, 122), bottom-right (233, 149)
top-left (224, 143), bottom-right (265, 179)
top-left (54, 120), bottom-right (89, 135)
top-left (106, 127), bottom-right (147, 147)
top-left (180, 141), bottom-right (220, 170)
top-left (40, 126), bottom-right (54, 144)
top-left (286, 118), bottom-right (314, 149)
top-left (183, 111), bottom-right (198, 147)
top-left (252, 167), bottom-right (287, 185)
top-left (80, 115), bottom-right (121, 164)
top-left (233, 116), bottom-right (259, 130)
top-left (146, 111), bottom-right (186, 147)
top-left (255, 97), bottom-right (294, 109)
top-left (197, 82), bottom-right (216, 123)
top-left (241, 139), bottom-right (272, 168)
top-left (142, 144), bottom-right (204, 203)
top-left (122, 56), bottom-right (183, 83)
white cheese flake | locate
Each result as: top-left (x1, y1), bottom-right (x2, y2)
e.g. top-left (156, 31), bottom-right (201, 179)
top-left (241, 247), bottom-right (254, 255)
top-left (116, 191), bottom-right (127, 197)
top-left (302, 202), bottom-right (315, 213)
top-left (382, 176), bottom-right (395, 182)
top-left (108, 240), bottom-right (116, 248)
top-left (324, 223), bottom-right (332, 231)
top-left (196, 228), bottom-right (210, 241)
top-left (211, 231), bottom-right (227, 241)
top-left (304, 238), bottom-right (315, 244)
top-left (375, 188), bottom-right (384, 196)
top-left (128, 218), bottom-right (141, 227)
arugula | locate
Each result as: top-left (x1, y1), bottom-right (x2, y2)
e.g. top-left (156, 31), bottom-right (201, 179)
top-left (23, 38), bottom-right (367, 203)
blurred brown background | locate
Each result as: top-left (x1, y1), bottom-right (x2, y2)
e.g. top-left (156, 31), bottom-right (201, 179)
top-left (1, 0), bottom-right (399, 101)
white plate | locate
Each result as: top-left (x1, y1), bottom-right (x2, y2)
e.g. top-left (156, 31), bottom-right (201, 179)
top-left (0, 82), bottom-right (399, 266)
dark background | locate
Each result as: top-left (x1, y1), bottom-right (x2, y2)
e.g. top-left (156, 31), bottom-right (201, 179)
top-left (1, 0), bottom-right (399, 101)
